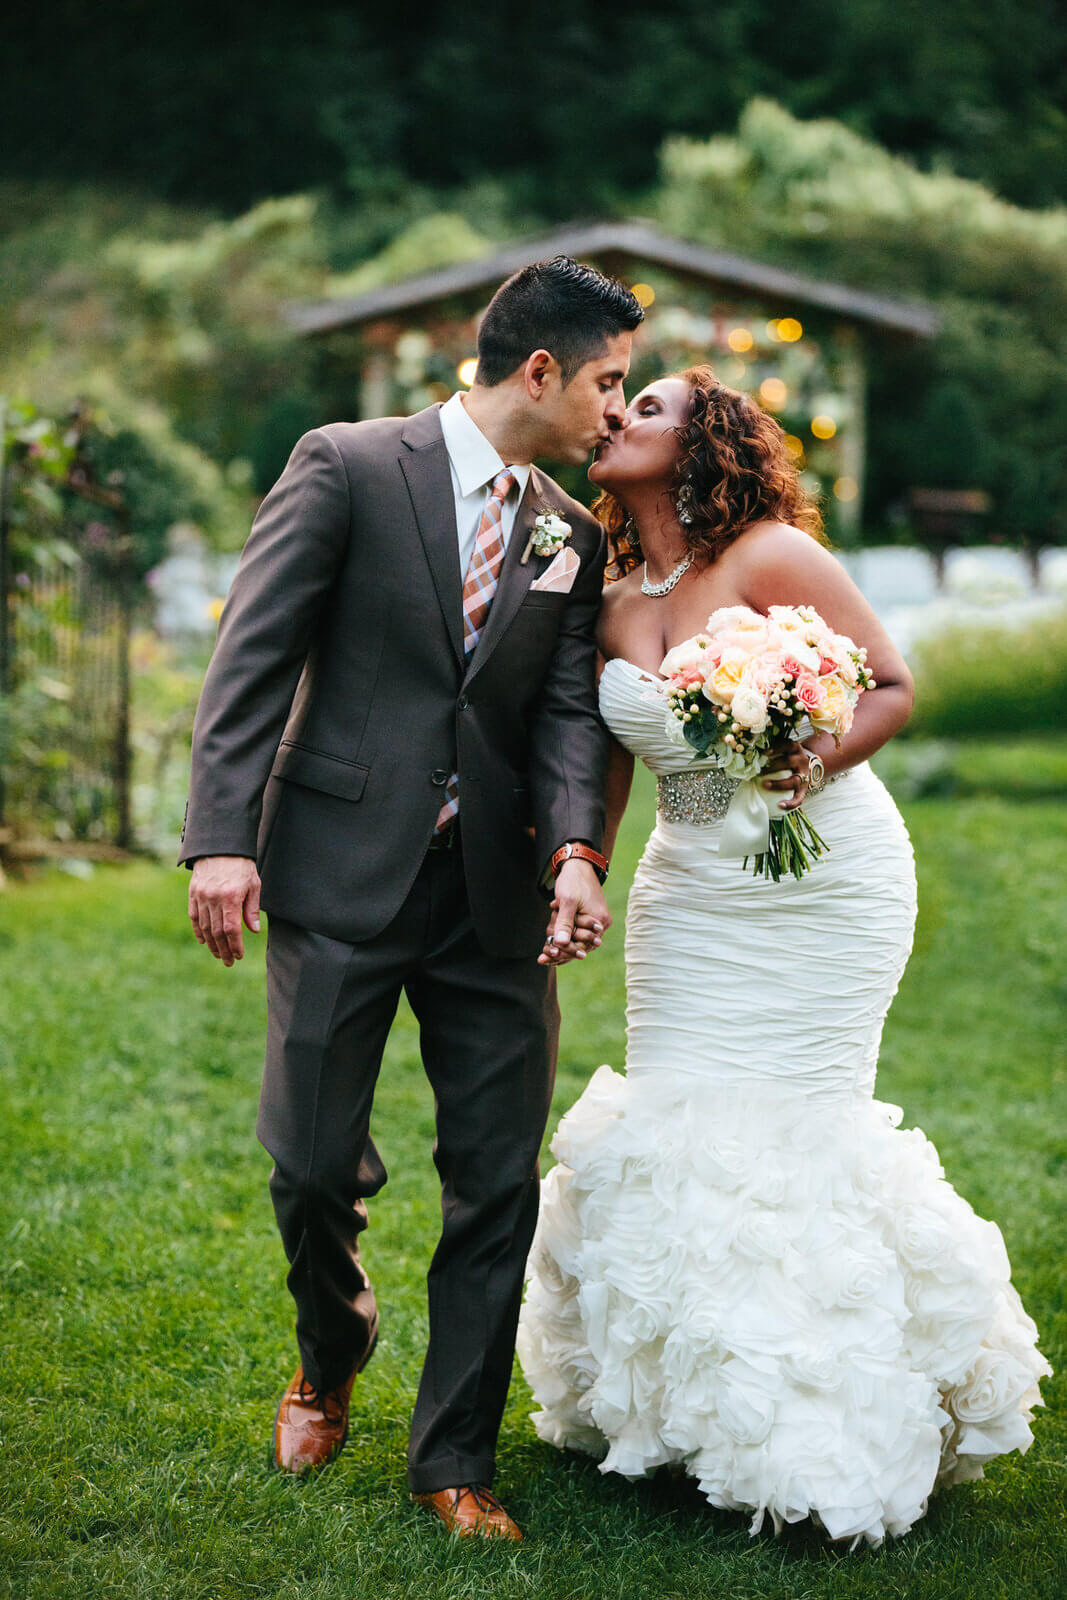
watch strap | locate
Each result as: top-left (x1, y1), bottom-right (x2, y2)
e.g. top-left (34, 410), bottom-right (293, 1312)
top-left (550, 841), bottom-right (609, 882)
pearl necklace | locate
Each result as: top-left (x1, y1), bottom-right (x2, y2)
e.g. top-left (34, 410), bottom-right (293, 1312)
top-left (641, 556), bottom-right (691, 597)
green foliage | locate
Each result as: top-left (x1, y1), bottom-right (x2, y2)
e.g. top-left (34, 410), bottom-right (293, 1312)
top-left (655, 100), bottom-right (1067, 549)
top-left (872, 735), bottom-right (1067, 800)
top-left (0, 782), bottom-right (1063, 1597)
top-left (0, 190), bottom-right (327, 518)
top-left (128, 631), bottom-right (211, 857)
top-left (328, 213), bottom-right (492, 298)
top-left (3, 3), bottom-right (1065, 212)
top-left (905, 611), bottom-right (1067, 737)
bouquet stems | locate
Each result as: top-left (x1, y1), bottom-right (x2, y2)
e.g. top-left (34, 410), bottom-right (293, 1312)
top-left (746, 807), bottom-right (830, 883)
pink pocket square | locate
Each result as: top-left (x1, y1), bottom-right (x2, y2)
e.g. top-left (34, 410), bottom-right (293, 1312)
top-left (530, 546), bottom-right (580, 594)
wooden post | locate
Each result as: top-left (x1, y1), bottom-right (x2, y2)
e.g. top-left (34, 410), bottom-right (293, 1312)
top-left (114, 503), bottom-right (133, 851)
top-left (360, 351), bottom-right (392, 422)
top-left (836, 325), bottom-right (866, 543)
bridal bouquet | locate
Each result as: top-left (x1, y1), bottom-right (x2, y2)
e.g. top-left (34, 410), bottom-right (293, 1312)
top-left (661, 604), bottom-right (875, 880)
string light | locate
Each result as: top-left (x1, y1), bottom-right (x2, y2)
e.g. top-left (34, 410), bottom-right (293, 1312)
top-left (759, 377), bottom-right (788, 409)
top-left (811, 414), bottom-right (837, 440)
top-left (457, 357), bottom-right (478, 386)
top-left (834, 477), bottom-right (859, 502)
top-left (766, 319), bottom-right (783, 341)
top-left (783, 434), bottom-right (805, 462)
top-left (728, 327), bottom-right (754, 353)
top-left (778, 317), bottom-right (803, 342)
top-left (631, 282), bottom-right (656, 307)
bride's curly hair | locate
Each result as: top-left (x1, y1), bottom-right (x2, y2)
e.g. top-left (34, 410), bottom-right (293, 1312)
top-left (595, 365), bottom-right (825, 581)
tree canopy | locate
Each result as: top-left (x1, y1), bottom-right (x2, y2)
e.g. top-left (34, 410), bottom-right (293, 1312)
top-left (3, 0), bottom-right (1064, 217)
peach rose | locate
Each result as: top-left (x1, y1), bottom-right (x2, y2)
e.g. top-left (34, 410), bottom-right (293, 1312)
top-left (812, 675), bottom-right (849, 731)
top-left (794, 673), bottom-right (825, 715)
top-left (739, 656), bottom-right (786, 697)
top-left (706, 655), bottom-right (745, 704)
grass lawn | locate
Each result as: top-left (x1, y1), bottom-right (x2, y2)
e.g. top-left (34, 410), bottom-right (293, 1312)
top-left (1, 767), bottom-right (1064, 1599)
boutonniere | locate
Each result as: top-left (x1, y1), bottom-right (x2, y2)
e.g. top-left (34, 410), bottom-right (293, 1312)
top-left (520, 510), bottom-right (572, 565)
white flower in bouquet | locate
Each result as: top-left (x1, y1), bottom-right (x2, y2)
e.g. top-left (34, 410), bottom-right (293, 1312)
top-left (660, 633), bottom-right (712, 677)
top-left (731, 686), bottom-right (771, 734)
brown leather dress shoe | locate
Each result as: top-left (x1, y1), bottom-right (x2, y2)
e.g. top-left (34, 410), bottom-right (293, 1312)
top-left (413, 1484), bottom-right (523, 1541)
top-left (272, 1320), bottom-right (378, 1474)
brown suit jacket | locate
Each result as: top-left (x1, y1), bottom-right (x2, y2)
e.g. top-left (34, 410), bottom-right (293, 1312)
top-left (178, 403), bottom-right (610, 957)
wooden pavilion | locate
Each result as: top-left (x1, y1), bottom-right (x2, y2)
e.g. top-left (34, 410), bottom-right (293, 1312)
top-left (285, 220), bottom-right (936, 536)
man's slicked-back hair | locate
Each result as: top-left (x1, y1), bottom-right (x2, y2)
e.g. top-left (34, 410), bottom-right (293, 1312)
top-left (475, 256), bottom-right (644, 387)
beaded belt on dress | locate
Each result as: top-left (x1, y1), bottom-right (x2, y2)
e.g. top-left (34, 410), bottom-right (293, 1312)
top-left (656, 766), bottom-right (845, 824)
top-left (656, 769), bottom-right (738, 823)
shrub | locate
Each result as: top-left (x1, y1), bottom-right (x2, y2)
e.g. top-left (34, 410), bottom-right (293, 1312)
top-left (905, 610), bottom-right (1067, 737)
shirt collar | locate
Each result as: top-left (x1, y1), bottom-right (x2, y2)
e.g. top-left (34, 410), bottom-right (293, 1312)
top-left (439, 391), bottom-right (531, 500)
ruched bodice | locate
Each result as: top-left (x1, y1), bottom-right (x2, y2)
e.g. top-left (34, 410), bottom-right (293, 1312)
top-left (598, 656), bottom-right (723, 776)
top-left (519, 656), bottom-right (1050, 1547)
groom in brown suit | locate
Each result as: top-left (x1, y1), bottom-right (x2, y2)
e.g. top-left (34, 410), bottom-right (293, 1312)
top-left (180, 257), bottom-right (643, 1538)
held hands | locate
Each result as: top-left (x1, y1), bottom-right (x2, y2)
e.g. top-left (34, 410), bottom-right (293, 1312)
top-left (188, 855), bottom-right (262, 965)
top-left (538, 858), bottom-right (612, 967)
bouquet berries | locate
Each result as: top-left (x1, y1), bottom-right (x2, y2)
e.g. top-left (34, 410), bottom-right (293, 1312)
top-left (660, 604), bottom-right (876, 881)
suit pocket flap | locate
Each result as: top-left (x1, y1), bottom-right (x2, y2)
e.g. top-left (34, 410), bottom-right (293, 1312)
top-left (271, 741), bottom-right (369, 803)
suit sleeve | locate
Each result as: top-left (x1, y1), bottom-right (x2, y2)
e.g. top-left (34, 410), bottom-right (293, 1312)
top-left (178, 428), bottom-right (351, 865)
top-left (528, 516), bottom-right (610, 875)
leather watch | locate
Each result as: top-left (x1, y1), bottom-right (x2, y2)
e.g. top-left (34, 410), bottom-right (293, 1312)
top-left (550, 841), bottom-right (609, 883)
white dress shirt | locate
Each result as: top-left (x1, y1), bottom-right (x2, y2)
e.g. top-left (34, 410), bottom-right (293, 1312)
top-left (438, 390), bottom-right (531, 576)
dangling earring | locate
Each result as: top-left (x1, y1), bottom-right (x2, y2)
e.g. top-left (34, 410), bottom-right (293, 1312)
top-left (675, 479), bottom-right (695, 527)
top-left (622, 514), bottom-right (641, 554)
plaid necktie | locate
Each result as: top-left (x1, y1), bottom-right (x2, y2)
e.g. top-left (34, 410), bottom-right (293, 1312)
top-left (434, 468), bottom-right (516, 835)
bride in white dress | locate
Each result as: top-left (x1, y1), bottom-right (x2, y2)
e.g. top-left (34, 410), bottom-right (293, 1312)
top-left (517, 366), bottom-right (1050, 1547)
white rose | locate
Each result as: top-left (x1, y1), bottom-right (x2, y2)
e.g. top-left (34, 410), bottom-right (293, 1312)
top-left (661, 633), bottom-right (711, 676)
top-left (818, 1247), bottom-right (888, 1309)
top-left (951, 1349), bottom-right (1036, 1423)
top-left (706, 1135), bottom-right (750, 1187)
top-left (707, 604), bottom-right (762, 637)
top-left (735, 1209), bottom-right (784, 1260)
top-left (719, 747), bottom-right (762, 780)
top-left (663, 711), bottom-right (691, 749)
top-left (538, 513), bottom-right (570, 537)
top-left (730, 686), bottom-right (770, 733)
top-left (830, 635), bottom-right (861, 684)
top-left (785, 1346), bottom-right (841, 1390)
top-left (895, 1206), bottom-right (953, 1270)
top-left (716, 1364), bottom-right (776, 1444)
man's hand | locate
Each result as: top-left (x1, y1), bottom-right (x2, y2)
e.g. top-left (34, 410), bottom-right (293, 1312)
top-left (189, 855), bottom-right (262, 966)
top-left (538, 859), bottom-right (611, 967)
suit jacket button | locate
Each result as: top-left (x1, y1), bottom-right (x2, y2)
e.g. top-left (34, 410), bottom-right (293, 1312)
top-left (431, 769), bottom-right (449, 785)
top-left (458, 695), bottom-right (470, 711)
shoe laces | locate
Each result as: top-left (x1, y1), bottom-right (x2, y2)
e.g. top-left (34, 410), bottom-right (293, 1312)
top-left (454, 1484), bottom-right (505, 1517)
top-left (296, 1376), bottom-right (346, 1424)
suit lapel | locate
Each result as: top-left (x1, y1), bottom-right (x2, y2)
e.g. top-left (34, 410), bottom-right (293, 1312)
top-left (463, 469), bottom-right (546, 686)
top-left (398, 405), bottom-right (464, 665)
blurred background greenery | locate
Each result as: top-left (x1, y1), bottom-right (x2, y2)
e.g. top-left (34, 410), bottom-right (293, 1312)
top-left (1, 2), bottom-right (1065, 858)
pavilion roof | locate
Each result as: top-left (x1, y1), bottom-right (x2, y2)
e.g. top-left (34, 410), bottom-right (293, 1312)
top-left (285, 219), bottom-right (937, 339)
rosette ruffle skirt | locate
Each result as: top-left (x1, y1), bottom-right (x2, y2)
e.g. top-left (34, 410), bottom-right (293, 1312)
top-left (518, 1068), bottom-right (1049, 1546)
top-left (518, 764), bottom-right (1049, 1547)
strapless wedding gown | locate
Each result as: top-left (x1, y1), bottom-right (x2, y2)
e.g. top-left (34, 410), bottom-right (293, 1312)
top-left (517, 658), bottom-right (1050, 1547)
